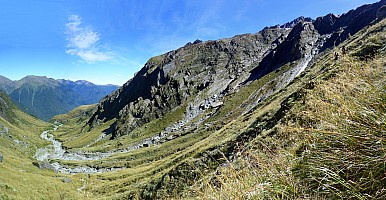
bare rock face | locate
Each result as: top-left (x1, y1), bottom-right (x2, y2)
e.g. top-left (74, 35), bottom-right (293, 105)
top-left (33, 161), bottom-right (54, 170)
top-left (249, 21), bottom-right (320, 81)
top-left (314, 0), bottom-right (386, 50)
top-left (377, 5), bottom-right (386, 19)
top-left (87, 28), bottom-right (290, 138)
top-left (313, 14), bottom-right (338, 35)
top-left (268, 16), bottom-right (314, 29)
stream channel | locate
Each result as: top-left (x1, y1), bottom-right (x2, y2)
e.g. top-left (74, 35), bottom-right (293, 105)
top-left (33, 113), bottom-right (205, 174)
top-left (34, 124), bottom-right (119, 174)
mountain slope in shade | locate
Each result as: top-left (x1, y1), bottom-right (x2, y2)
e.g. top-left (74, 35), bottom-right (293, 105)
top-left (0, 75), bottom-right (15, 94)
top-left (0, 75), bottom-right (118, 121)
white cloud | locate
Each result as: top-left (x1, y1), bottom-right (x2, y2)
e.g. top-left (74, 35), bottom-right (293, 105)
top-left (65, 15), bottom-right (112, 63)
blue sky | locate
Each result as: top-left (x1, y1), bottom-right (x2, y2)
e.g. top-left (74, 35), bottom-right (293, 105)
top-left (0, 0), bottom-right (378, 85)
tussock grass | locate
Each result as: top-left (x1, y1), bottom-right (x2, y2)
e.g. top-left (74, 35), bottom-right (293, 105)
top-left (193, 19), bottom-right (386, 199)
top-left (291, 56), bottom-right (386, 199)
top-left (192, 142), bottom-right (301, 199)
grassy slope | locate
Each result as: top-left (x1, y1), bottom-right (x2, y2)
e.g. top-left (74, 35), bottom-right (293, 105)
top-left (0, 98), bottom-right (88, 199)
top-left (194, 18), bottom-right (386, 199)
top-left (51, 104), bottom-right (105, 148)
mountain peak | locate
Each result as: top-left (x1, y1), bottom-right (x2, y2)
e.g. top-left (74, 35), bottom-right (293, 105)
top-left (265, 16), bottom-right (314, 30)
top-left (18, 75), bottom-right (58, 88)
top-left (75, 80), bottom-right (94, 86)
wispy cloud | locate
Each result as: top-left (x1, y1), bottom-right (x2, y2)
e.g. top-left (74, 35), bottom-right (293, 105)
top-left (65, 15), bottom-right (112, 63)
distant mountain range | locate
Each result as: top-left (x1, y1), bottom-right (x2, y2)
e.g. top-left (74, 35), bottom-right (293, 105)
top-left (0, 75), bottom-right (118, 121)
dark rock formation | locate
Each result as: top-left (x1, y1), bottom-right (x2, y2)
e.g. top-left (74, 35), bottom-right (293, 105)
top-left (185, 39), bottom-right (203, 47)
top-left (249, 21), bottom-right (320, 81)
top-left (313, 14), bottom-right (338, 35)
top-left (250, 0), bottom-right (386, 81)
top-left (268, 16), bottom-right (314, 29)
top-left (314, 0), bottom-right (386, 50)
top-left (377, 5), bottom-right (386, 19)
top-left (193, 39), bottom-right (203, 44)
top-left (33, 161), bottom-right (55, 170)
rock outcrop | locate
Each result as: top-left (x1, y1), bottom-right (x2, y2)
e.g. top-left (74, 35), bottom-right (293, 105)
top-left (377, 5), bottom-right (386, 19)
top-left (33, 161), bottom-right (55, 170)
top-left (314, 0), bottom-right (386, 50)
top-left (249, 21), bottom-right (320, 81)
top-left (268, 16), bottom-right (314, 29)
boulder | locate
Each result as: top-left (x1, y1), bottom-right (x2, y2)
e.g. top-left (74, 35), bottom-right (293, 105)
top-left (33, 161), bottom-right (54, 170)
top-left (0, 153), bottom-right (3, 162)
top-left (211, 101), bottom-right (224, 108)
top-left (62, 178), bottom-right (73, 183)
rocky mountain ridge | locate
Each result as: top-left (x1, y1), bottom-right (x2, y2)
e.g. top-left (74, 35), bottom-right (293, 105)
top-left (86, 0), bottom-right (386, 140)
top-left (88, 27), bottom-right (290, 138)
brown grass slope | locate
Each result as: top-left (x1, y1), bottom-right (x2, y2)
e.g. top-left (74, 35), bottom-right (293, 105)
top-left (193, 17), bottom-right (386, 200)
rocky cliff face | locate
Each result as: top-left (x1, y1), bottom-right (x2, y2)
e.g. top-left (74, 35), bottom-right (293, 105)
top-left (248, 21), bottom-right (320, 81)
top-left (86, 0), bottom-right (386, 139)
top-left (314, 0), bottom-right (386, 50)
top-left (88, 28), bottom-right (291, 138)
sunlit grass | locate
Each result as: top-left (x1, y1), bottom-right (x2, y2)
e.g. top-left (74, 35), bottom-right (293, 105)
top-left (192, 19), bottom-right (386, 199)
top-left (0, 104), bottom-right (88, 199)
